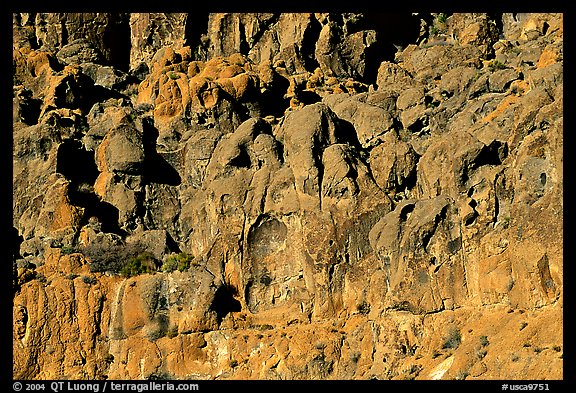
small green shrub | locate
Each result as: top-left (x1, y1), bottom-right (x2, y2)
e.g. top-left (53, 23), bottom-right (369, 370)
top-left (162, 252), bottom-right (194, 273)
top-left (36, 274), bottom-right (48, 284)
top-left (357, 301), bottom-right (371, 314)
top-left (455, 370), bottom-right (469, 380)
top-left (476, 348), bottom-right (488, 360)
top-left (480, 335), bottom-right (490, 347)
top-left (166, 326), bottom-right (179, 339)
top-left (60, 245), bottom-right (76, 255)
top-left (82, 276), bottom-right (97, 285)
top-left (488, 60), bottom-right (507, 72)
top-left (443, 327), bottom-right (462, 349)
top-left (121, 252), bottom-right (156, 278)
top-left (168, 72), bottom-right (180, 80)
top-left (437, 13), bottom-right (448, 24)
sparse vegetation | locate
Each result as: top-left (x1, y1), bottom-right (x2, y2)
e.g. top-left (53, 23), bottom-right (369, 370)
top-left (120, 251), bottom-right (156, 278)
top-left (488, 59), bottom-right (507, 72)
top-left (357, 301), bottom-right (371, 314)
top-left (476, 348), bottom-right (488, 360)
top-left (36, 274), bottom-right (48, 284)
top-left (168, 72), bottom-right (180, 80)
top-left (429, 13), bottom-right (449, 36)
top-left (60, 245), bottom-right (76, 255)
top-left (83, 242), bottom-right (156, 277)
top-left (443, 327), bottom-right (462, 349)
top-left (480, 335), bottom-right (490, 347)
top-left (82, 276), bottom-right (97, 285)
top-left (162, 252), bottom-right (194, 273)
top-left (167, 326), bottom-right (179, 339)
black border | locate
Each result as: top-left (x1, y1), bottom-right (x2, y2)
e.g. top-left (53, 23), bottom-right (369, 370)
top-left (4, 2), bottom-right (573, 392)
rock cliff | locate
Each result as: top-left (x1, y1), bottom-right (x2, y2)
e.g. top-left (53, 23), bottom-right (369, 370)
top-left (13, 12), bottom-right (563, 380)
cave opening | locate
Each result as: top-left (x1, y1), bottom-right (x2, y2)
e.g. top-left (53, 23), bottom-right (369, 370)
top-left (184, 12), bottom-right (211, 61)
top-left (56, 139), bottom-right (99, 185)
top-left (103, 13), bottom-right (132, 72)
top-left (210, 284), bottom-right (241, 324)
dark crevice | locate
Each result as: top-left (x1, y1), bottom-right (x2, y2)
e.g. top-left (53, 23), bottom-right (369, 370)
top-left (489, 13), bottom-right (505, 38)
top-left (11, 227), bottom-right (24, 262)
top-left (103, 13), bottom-right (131, 72)
top-left (75, 193), bottom-right (127, 237)
top-left (407, 117), bottom-right (428, 134)
top-left (357, 13), bottom-right (421, 83)
top-left (228, 146), bottom-right (252, 168)
top-left (295, 90), bottom-right (322, 106)
top-left (540, 172), bottom-right (547, 186)
top-left (301, 16), bottom-right (322, 72)
top-left (210, 284), bottom-right (241, 324)
top-left (61, 19), bottom-right (68, 46)
top-left (464, 210), bottom-right (479, 226)
top-left (399, 203), bottom-right (415, 222)
top-left (142, 119), bottom-right (182, 186)
top-left (334, 117), bottom-right (362, 150)
top-left (165, 232), bottom-right (181, 254)
top-left (15, 90), bottom-right (42, 125)
top-left (258, 74), bottom-right (290, 118)
top-left (402, 163), bottom-right (419, 192)
top-left (184, 12), bottom-right (211, 61)
top-left (474, 140), bottom-right (508, 168)
top-left (56, 139), bottom-right (99, 185)
top-left (238, 23), bottom-right (250, 55)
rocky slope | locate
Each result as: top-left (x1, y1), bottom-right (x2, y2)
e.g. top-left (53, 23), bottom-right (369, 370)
top-left (12, 12), bottom-right (563, 380)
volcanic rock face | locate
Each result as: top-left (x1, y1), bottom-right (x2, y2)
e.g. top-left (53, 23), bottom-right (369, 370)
top-left (13, 12), bottom-right (563, 380)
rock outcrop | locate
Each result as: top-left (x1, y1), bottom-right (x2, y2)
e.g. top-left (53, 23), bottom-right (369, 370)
top-left (13, 12), bottom-right (563, 380)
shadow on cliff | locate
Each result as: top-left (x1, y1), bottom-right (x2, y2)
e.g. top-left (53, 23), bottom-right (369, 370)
top-left (141, 119), bottom-right (182, 186)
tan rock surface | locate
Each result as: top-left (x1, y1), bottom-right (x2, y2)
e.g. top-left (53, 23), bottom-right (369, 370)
top-left (13, 12), bottom-right (562, 381)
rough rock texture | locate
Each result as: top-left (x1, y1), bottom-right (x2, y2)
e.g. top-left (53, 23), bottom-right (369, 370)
top-left (13, 13), bottom-right (563, 380)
